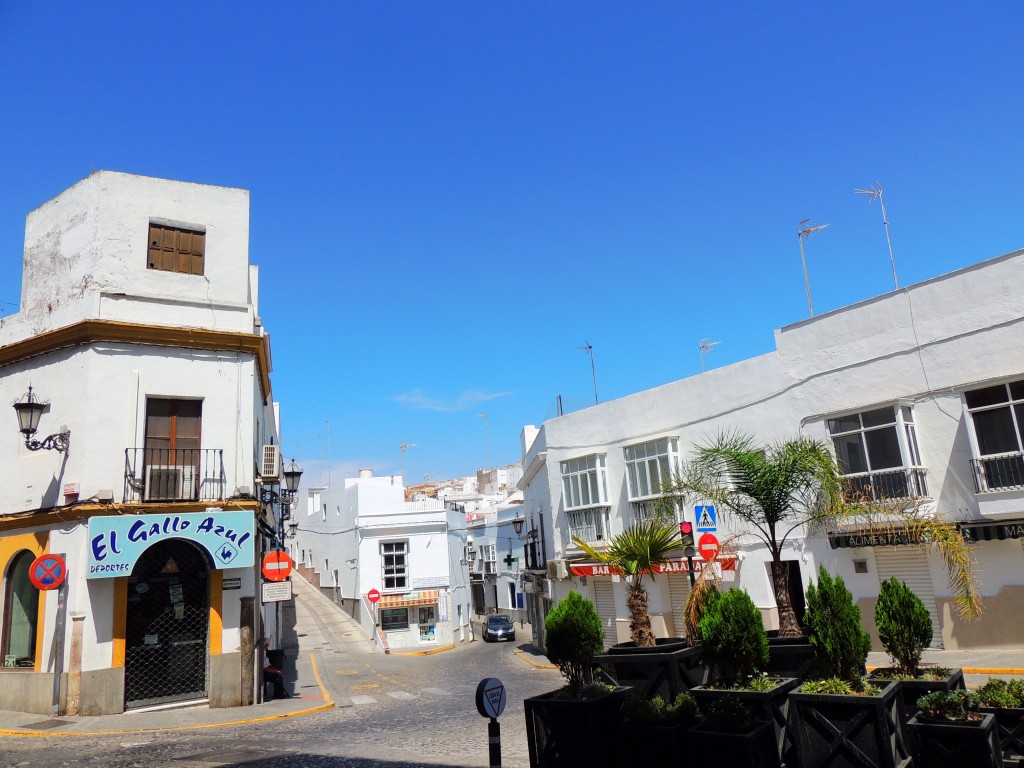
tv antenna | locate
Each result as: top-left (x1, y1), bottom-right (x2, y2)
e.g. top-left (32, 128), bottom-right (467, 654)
top-left (575, 342), bottom-right (599, 405)
top-left (854, 182), bottom-right (898, 290)
top-left (399, 442), bottom-right (417, 482)
top-left (699, 338), bottom-right (722, 372)
top-left (797, 219), bottom-right (829, 316)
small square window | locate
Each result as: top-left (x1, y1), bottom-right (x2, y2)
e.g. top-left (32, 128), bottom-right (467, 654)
top-left (853, 560), bottom-right (869, 574)
top-left (148, 223), bottom-right (205, 275)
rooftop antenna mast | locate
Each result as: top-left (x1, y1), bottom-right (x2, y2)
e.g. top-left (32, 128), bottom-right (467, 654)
top-left (699, 338), bottom-right (722, 372)
top-left (855, 182), bottom-right (898, 290)
top-left (575, 342), bottom-right (599, 405)
top-left (797, 219), bottom-right (829, 316)
top-left (399, 441), bottom-right (416, 483)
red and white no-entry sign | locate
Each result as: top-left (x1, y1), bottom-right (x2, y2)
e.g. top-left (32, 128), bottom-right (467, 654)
top-left (698, 532), bottom-right (720, 559)
top-left (261, 550), bottom-right (293, 582)
top-left (367, 588), bottom-right (381, 604)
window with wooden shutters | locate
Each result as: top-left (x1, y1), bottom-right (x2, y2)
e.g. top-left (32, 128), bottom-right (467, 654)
top-left (144, 399), bottom-right (202, 501)
top-left (148, 223), bottom-right (205, 275)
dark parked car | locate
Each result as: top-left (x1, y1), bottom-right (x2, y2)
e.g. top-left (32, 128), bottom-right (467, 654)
top-left (483, 614), bottom-right (516, 642)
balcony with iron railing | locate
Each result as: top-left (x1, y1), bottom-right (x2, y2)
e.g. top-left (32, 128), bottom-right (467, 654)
top-left (629, 497), bottom-right (682, 527)
top-left (564, 506), bottom-right (611, 549)
top-left (841, 466), bottom-right (929, 503)
top-left (972, 452), bottom-right (1024, 493)
top-left (123, 448), bottom-right (227, 503)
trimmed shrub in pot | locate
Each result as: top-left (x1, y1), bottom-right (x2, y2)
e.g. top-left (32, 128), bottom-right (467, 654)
top-left (804, 566), bottom-right (870, 682)
top-left (977, 678), bottom-right (1024, 767)
top-left (525, 591), bottom-right (631, 768)
top-left (698, 587), bottom-right (769, 689)
top-left (874, 577), bottom-right (932, 677)
top-left (909, 690), bottom-right (1001, 768)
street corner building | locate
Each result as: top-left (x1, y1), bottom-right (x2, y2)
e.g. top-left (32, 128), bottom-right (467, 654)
top-left (0, 172), bottom-right (289, 715)
top-left (518, 246), bottom-right (1024, 654)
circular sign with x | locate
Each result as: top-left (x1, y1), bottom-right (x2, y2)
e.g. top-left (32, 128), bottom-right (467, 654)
top-left (29, 553), bottom-right (67, 591)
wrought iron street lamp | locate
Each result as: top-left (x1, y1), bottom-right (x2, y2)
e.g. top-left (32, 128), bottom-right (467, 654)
top-left (12, 386), bottom-right (69, 454)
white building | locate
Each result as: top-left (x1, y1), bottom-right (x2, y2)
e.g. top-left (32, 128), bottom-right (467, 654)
top-left (293, 470), bottom-right (473, 651)
top-left (461, 491), bottom-right (529, 619)
top-left (520, 248), bottom-right (1024, 652)
top-left (0, 172), bottom-right (289, 714)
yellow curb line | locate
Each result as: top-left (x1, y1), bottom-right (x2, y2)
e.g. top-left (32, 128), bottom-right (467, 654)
top-left (391, 644), bottom-right (456, 657)
top-left (866, 666), bottom-right (1024, 676)
top-left (0, 652), bottom-right (336, 738)
top-left (514, 650), bottom-right (557, 670)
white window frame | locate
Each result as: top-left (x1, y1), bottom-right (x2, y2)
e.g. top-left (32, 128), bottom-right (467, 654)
top-left (964, 378), bottom-right (1024, 492)
top-left (381, 540), bottom-right (409, 592)
top-left (624, 438), bottom-right (679, 501)
top-left (481, 544), bottom-right (496, 575)
top-left (561, 454), bottom-right (608, 511)
top-left (826, 405), bottom-right (926, 500)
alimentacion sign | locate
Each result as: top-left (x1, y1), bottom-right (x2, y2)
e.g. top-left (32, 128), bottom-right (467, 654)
top-left (87, 510), bottom-right (254, 578)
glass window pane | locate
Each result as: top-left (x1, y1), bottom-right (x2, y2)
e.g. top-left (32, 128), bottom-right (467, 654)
top-left (972, 406), bottom-right (1019, 455)
top-left (580, 473), bottom-right (591, 506)
top-left (1010, 381), bottom-right (1024, 401)
top-left (658, 456), bottom-right (670, 488)
top-left (627, 464), bottom-right (639, 497)
top-left (828, 415), bottom-right (861, 434)
top-left (905, 425), bottom-right (922, 465)
top-left (901, 406), bottom-right (914, 423)
top-left (1016, 404), bottom-right (1024, 447)
top-left (571, 475), bottom-right (581, 507)
top-left (864, 426), bottom-right (903, 470)
top-left (637, 465), bottom-right (650, 497)
top-left (966, 384), bottom-right (1009, 409)
top-left (624, 446), bottom-right (635, 461)
top-left (833, 434), bottom-right (868, 474)
top-left (861, 407), bottom-right (896, 428)
top-left (589, 473), bottom-right (601, 504)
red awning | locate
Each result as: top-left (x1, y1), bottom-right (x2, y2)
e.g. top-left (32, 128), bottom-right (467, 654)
top-left (569, 557), bottom-right (736, 577)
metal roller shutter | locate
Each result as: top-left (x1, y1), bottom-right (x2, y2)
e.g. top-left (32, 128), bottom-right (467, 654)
top-left (593, 579), bottom-right (618, 649)
top-left (874, 545), bottom-right (943, 649)
top-left (668, 574), bottom-right (690, 639)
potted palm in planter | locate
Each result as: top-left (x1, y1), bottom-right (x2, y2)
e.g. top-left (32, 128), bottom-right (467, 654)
top-left (789, 566), bottom-right (910, 768)
top-left (977, 678), bottom-right (1024, 767)
top-left (908, 689), bottom-right (1002, 768)
top-left (868, 577), bottom-right (965, 731)
top-left (689, 587), bottom-right (798, 767)
top-left (524, 591), bottom-right (631, 768)
top-left (580, 519), bottom-right (705, 700)
top-left (618, 691), bottom-right (700, 762)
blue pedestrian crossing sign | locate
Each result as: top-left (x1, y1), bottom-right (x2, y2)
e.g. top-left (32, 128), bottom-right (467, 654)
top-left (695, 506), bottom-right (717, 532)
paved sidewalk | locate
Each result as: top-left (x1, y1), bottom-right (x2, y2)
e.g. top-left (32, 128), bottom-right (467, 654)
top-left (0, 573), bottom-right (375, 737)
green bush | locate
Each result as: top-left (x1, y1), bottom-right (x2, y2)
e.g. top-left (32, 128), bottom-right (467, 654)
top-left (917, 689), bottom-right (980, 722)
top-left (544, 590), bottom-right (605, 697)
top-left (805, 566), bottom-right (871, 682)
top-left (977, 678), bottom-right (1024, 708)
top-left (684, 580), bottom-right (721, 643)
top-left (622, 692), bottom-right (699, 725)
top-left (698, 588), bottom-right (769, 688)
top-left (875, 577), bottom-right (932, 677)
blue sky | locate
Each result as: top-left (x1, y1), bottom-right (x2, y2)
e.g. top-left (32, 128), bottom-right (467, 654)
top-left (2, 3), bottom-right (1023, 486)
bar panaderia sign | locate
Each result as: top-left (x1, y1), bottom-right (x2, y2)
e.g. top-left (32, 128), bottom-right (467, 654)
top-left (570, 557), bottom-right (736, 577)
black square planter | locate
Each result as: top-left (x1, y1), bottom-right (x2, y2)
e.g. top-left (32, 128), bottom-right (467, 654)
top-left (907, 712), bottom-right (1003, 768)
top-left (789, 680), bottom-right (910, 768)
top-left (979, 707), bottom-right (1024, 768)
top-left (690, 719), bottom-right (780, 768)
top-left (691, 678), bottom-right (799, 766)
top-left (524, 686), bottom-right (632, 768)
top-left (618, 718), bottom-right (696, 762)
top-left (867, 667), bottom-right (965, 721)
top-left (596, 639), bottom-right (706, 701)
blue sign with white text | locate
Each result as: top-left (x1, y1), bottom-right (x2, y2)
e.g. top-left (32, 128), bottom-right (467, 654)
top-left (695, 506), bottom-right (717, 532)
top-left (87, 511), bottom-right (254, 578)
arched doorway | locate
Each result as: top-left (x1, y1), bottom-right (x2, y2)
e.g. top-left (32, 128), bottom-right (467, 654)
top-left (124, 539), bottom-right (210, 709)
top-left (2, 550), bottom-right (39, 668)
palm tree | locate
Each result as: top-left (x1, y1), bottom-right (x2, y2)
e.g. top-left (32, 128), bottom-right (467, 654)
top-left (573, 518), bottom-right (680, 648)
top-left (669, 432), bottom-right (844, 638)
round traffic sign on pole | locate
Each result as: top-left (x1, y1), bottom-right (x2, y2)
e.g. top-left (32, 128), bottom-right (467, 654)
top-left (29, 553), bottom-right (67, 591)
top-left (367, 588), bottom-right (381, 604)
top-left (261, 550), bottom-right (293, 582)
top-left (698, 532), bottom-right (720, 560)
top-left (476, 677), bottom-right (507, 719)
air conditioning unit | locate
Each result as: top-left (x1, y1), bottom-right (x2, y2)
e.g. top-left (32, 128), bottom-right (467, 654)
top-left (547, 559), bottom-right (569, 580)
top-left (146, 465), bottom-right (194, 501)
top-left (261, 444), bottom-right (280, 481)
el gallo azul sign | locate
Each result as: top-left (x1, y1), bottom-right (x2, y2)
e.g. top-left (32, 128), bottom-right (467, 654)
top-left (87, 511), bottom-right (254, 578)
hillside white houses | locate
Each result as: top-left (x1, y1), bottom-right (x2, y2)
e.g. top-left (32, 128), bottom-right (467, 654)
top-left (0, 172), bottom-right (289, 714)
top-left (520, 248), bottom-right (1024, 652)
